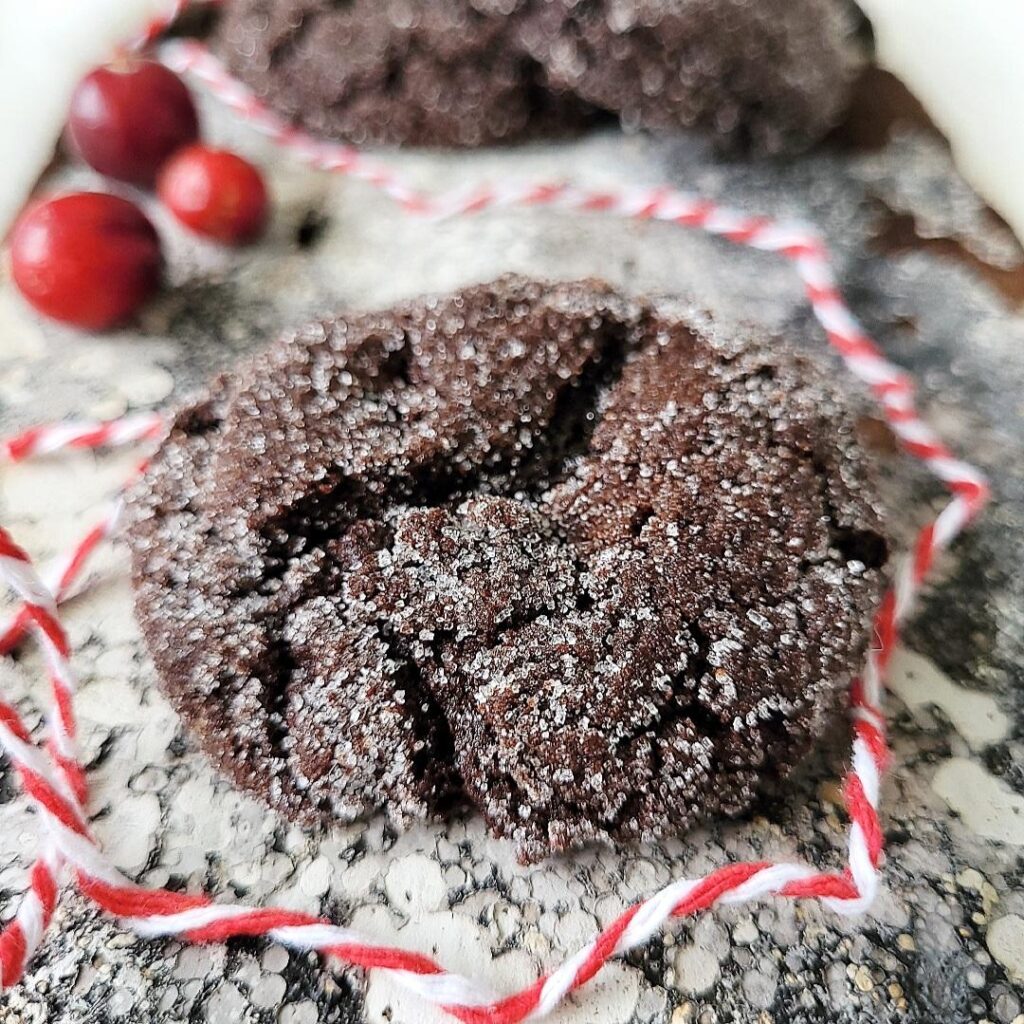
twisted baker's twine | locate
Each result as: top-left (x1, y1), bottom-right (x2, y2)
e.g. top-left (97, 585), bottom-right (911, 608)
top-left (0, 416), bottom-right (163, 656)
top-left (0, 13), bottom-right (992, 1022)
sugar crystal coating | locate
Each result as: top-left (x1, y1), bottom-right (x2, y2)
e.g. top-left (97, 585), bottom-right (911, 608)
top-left (518, 0), bottom-right (860, 154)
top-left (213, 0), bottom-right (594, 148)
top-left (213, 0), bottom-right (858, 153)
top-left (127, 277), bottom-right (890, 861)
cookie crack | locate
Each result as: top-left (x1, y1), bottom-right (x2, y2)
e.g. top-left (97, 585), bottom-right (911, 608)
top-left (243, 315), bottom-right (634, 814)
top-left (808, 452), bottom-right (889, 571)
top-left (372, 618), bottom-right (465, 814)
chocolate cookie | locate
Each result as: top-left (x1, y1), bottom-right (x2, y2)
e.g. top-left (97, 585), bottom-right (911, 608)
top-left (518, 0), bottom-right (860, 154)
top-left (213, 0), bottom-right (593, 147)
top-left (127, 277), bottom-right (890, 861)
top-left (213, 0), bottom-right (858, 152)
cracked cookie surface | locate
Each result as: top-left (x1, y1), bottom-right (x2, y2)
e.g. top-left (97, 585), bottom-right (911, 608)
top-left (127, 277), bottom-right (890, 861)
top-left (213, 0), bottom-right (594, 147)
top-left (517, 0), bottom-right (860, 155)
top-left (213, 0), bottom-right (859, 152)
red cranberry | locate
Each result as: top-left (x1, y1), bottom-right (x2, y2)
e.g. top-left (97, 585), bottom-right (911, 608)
top-left (10, 193), bottom-right (162, 331)
top-left (158, 145), bottom-right (269, 245)
top-left (67, 60), bottom-right (199, 186)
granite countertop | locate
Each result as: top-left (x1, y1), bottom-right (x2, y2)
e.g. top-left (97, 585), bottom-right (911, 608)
top-left (1, 77), bottom-right (1023, 1024)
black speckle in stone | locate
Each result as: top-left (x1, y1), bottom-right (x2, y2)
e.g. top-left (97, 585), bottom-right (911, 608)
top-left (167, 732), bottom-right (190, 760)
top-left (295, 209), bottom-right (330, 250)
top-left (86, 730), bottom-right (121, 771)
top-left (905, 530), bottom-right (1006, 688)
top-left (279, 949), bottom-right (365, 1023)
top-left (908, 950), bottom-right (973, 1024)
top-left (0, 762), bottom-right (16, 805)
top-left (984, 742), bottom-right (1024, 795)
top-left (624, 935), bottom-right (670, 989)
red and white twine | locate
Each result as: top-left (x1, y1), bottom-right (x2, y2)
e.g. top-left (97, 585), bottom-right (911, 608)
top-left (0, 11), bottom-right (991, 1022)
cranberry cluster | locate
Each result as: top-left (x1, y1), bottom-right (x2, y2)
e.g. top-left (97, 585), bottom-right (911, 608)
top-left (10, 60), bottom-right (269, 330)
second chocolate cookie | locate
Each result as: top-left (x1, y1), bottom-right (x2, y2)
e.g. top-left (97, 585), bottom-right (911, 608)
top-left (518, 0), bottom-right (862, 154)
top-left (213, 0), bottom-right (594, 147)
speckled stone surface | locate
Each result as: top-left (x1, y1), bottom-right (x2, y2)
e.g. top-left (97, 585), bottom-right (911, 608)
top-left (1, 87), bottom-right (1023, 1023)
